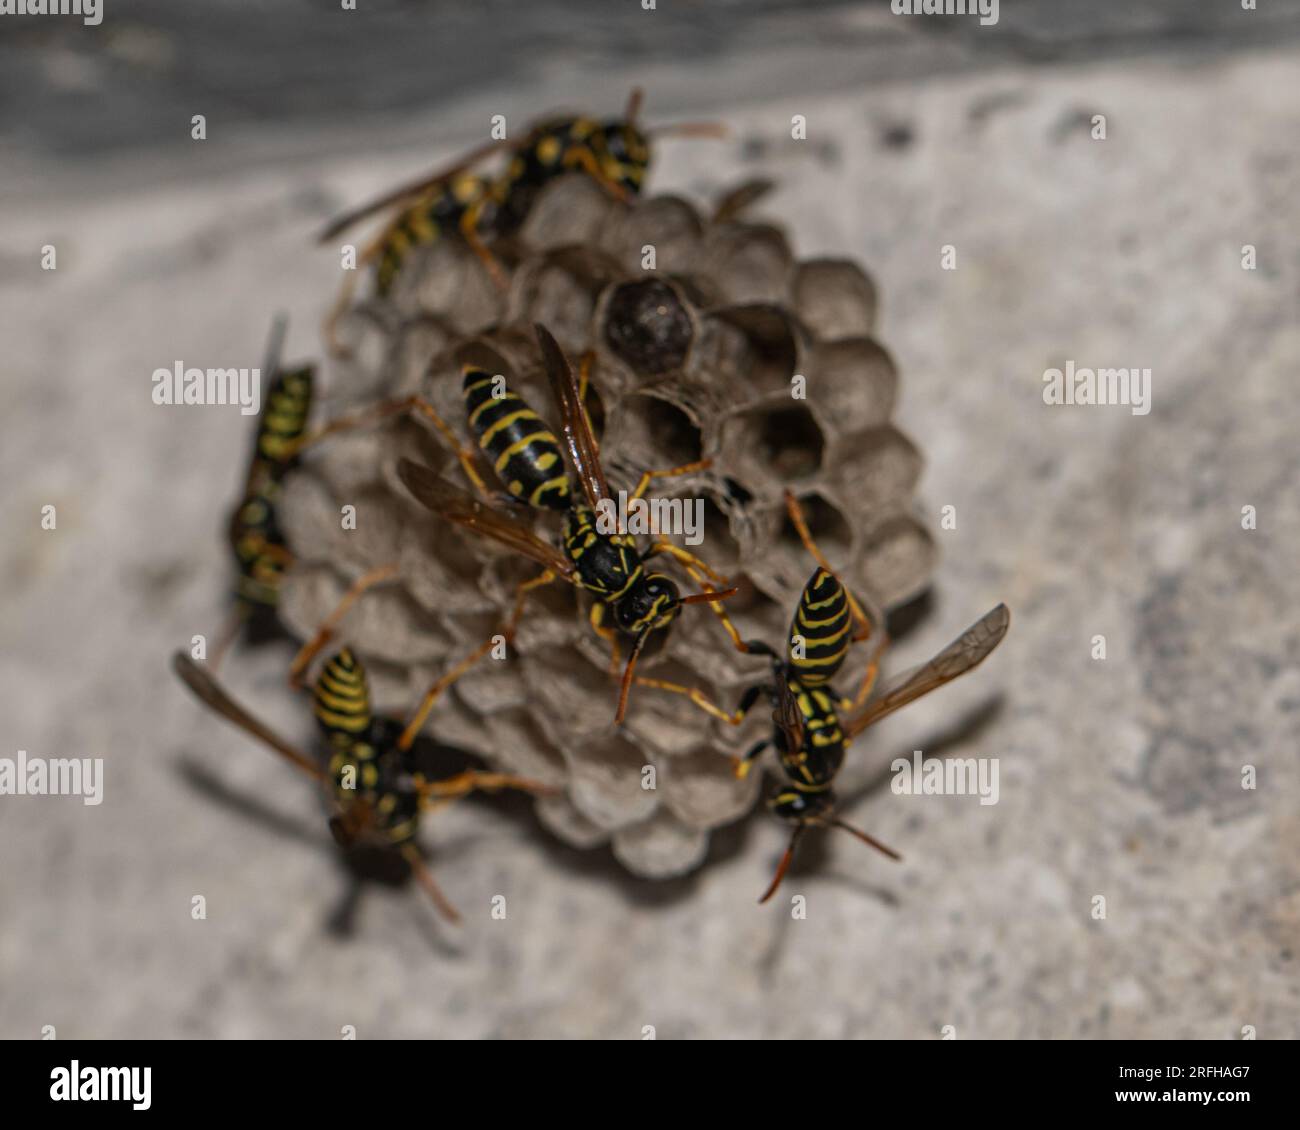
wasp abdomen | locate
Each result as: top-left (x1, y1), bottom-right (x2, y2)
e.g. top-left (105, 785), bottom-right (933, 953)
top-left (313, 648), bottom-right (372, 741)
top-left (462, 369), bottom-right (570, 510)
top-left (789, 568), bottom-right (853, 686)
top-left (256, 366), bottom-right (313, 465)
top-left (229, 365), bottom-right (312, 609)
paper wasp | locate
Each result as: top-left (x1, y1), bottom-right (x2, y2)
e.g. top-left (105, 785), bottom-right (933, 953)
top-left (173, 639), bottom-right (550, 922)
top-left (639, 489), bottom-right (1010, 903)
top-left (213, 315), bottom-right (314, 669)
top-left (318, 89), bottom-right (724, 353)
top-left (396, 324), bottom-right (738, 724)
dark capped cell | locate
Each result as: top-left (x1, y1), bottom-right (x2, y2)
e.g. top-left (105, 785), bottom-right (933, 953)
top-left (603, 279), bottom-right (694, 375)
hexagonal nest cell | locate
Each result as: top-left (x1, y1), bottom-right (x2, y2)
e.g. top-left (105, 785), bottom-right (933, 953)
top-left (276, 170), bottom-right (936, 877)
top-left (602, 279), bottom-right (696, 375)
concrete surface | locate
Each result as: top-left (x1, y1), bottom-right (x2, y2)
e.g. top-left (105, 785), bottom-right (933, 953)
top-left (1, 4), bottom-right (1297, 1038)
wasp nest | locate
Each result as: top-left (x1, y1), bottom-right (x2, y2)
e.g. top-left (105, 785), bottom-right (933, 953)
top-left (278, 173), bottom-right (935, 877)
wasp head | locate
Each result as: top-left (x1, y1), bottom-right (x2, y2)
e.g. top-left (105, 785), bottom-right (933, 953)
top-left (615, 573), bottom-right (680, 636)
top-left (597, 121), bottom-right (651, 196)
top-left (768, 787), bottom-right (835, 825)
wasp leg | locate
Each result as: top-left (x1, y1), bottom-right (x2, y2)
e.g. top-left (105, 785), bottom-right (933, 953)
top-left (417, 768), bottom-right (555, 803)
top-left (288, 563), bottom-right (400, 687)
top-left (323, 228), bottom-right (387, 358)
top-left (458, 200), bottom-right (509, 292)
top-left (589, 602), bottom-right (622, 674)
top-left (397, 637), bottom-right (497, 751)
top-left (643, 539), bottom-right (728, 584)
top-left (839, 635), bottom-right (891, 712)
top-left (564, 146), bottom-right (635, 205)
top-left (437, 568), bottom-right (563, 692)
top-left (732, 736), bottom-right (771, 781)
top-left (291, 395), bottom-right (491, 500)
top-left (783, 489), bottom-right (874, 641)
top-left (404, 399), bottom-right (493, 498)
top-left (628, 459), bottom-right (712, 504)
top-left (631, 677), bottom-right (765, 730)
top-left (503, 568), bottom-right (561, 643)
top-left (642, 549), bottom-right (759, 662)
top-left (630, 462), bottom-right (727, 588)
top-left (688, 585), bottom-right (750, 653)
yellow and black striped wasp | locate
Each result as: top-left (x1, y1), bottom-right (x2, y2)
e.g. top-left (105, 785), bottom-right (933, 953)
top-left (173, 638), bottom-right (550, 922)
top-left (317, 89), bottom-right (723, 352)
top-left (638, 489), bottom-right (1010, 903)
top-left (214, 315), bottom-right (314, 668)
top-left (227, 351), bottom-right (493, 688)
top-left (396, 324), bottom-right (738, 724)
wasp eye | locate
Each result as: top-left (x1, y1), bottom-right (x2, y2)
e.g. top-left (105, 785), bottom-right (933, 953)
top-left (649, 577), bottom-right (679, 603)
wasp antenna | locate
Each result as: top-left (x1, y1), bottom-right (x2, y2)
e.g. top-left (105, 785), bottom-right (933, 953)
top-left (650, 121), bottom-right (729, 140)
top-left (625, 87), bottom-right (645, 125)
top-left (677, 585), bottom-right (739, 607)
top-left (758, 825), bottom-right (806, 904)
top-left (830, 818), bottom-right (901, 862)
top-left (400, 843), bottom-right (462, 923)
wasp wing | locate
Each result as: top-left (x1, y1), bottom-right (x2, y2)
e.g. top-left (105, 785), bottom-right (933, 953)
top-left (172, 653), bottom-right (325, 781)
top-left (535, 324), bottom-right (610, 511)
top-left (844, 604), bottom-right (1010, 739)
top-left (259, 311), bottom-right (288, 382)
top-left (772, 675), bottom-right (806, 756)
top-left (238, 313), bottom-right (295, 498)
top-left (397, 458), bottom-right (575, 577)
